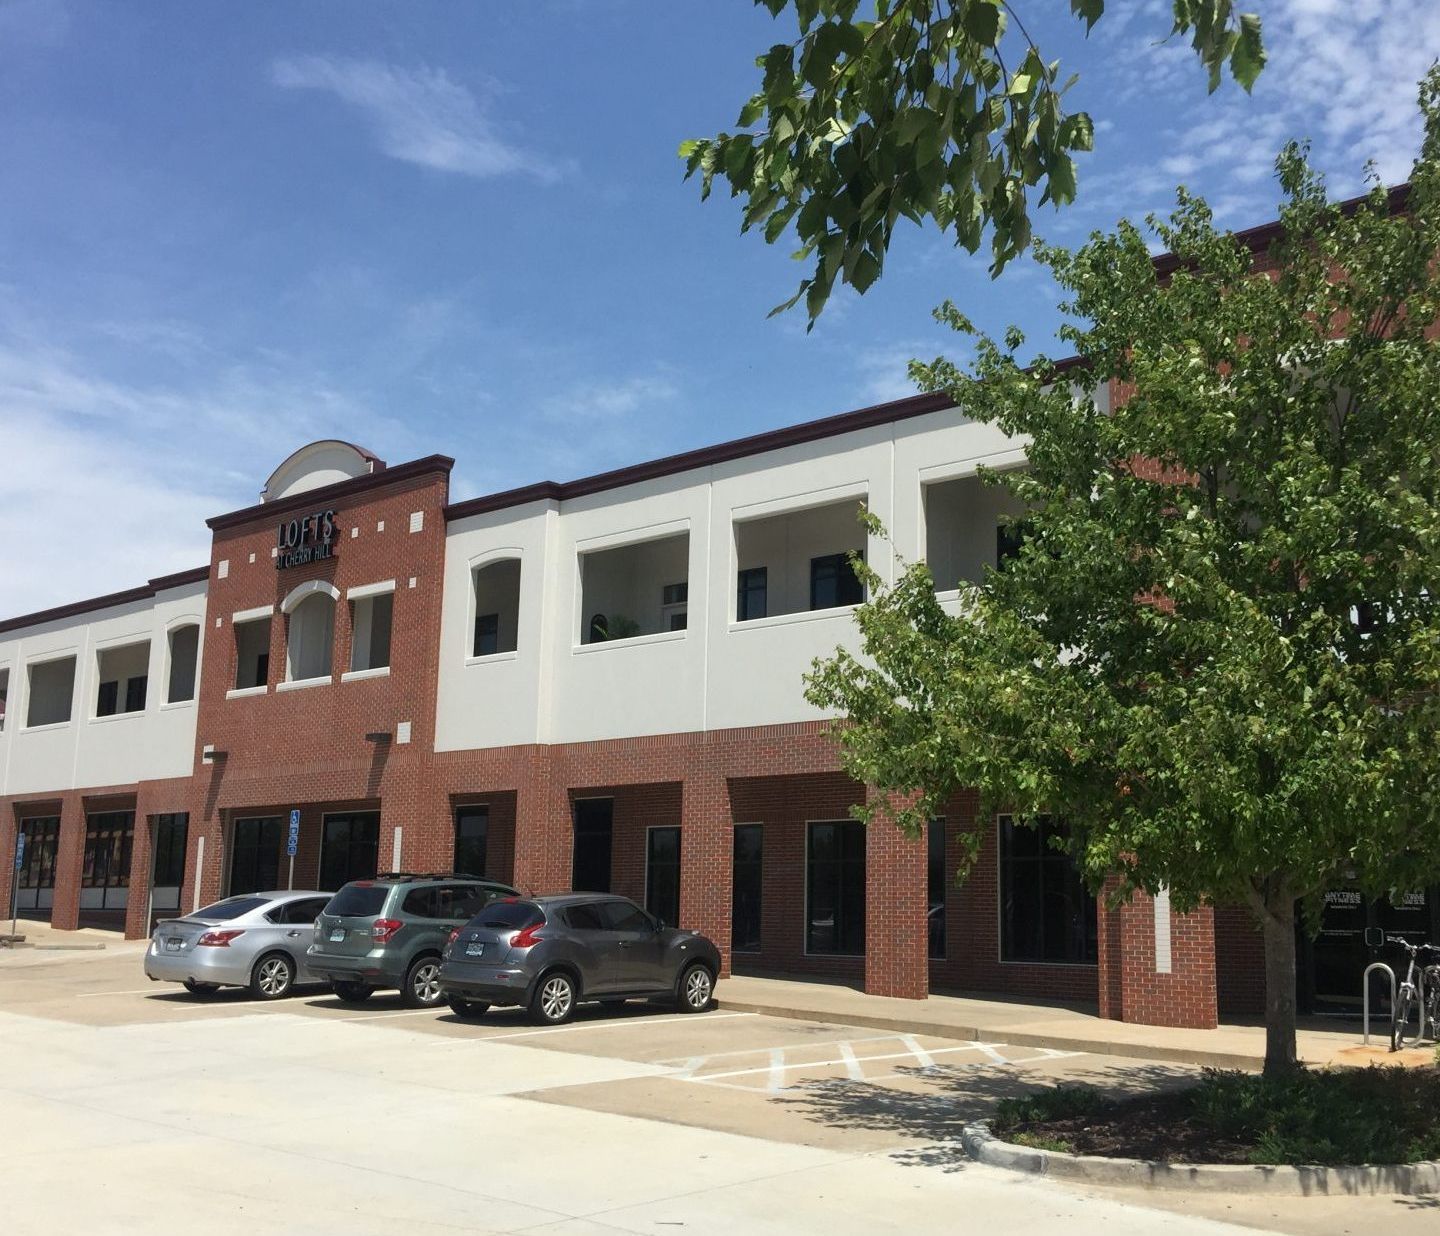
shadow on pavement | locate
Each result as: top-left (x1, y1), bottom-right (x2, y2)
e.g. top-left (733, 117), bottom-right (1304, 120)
top-left (776, 1060), bottom-right (1197, 1173)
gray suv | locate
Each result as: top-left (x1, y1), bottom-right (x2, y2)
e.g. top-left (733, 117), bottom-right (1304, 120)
top-left (438, 893), bottom-right (722, 1024)
top-left (308, 873), bottom-right (519, 1006)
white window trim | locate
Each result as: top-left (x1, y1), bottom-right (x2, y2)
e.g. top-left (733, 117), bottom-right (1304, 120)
top-left (464, 650), bottom-right (520, 668)
top-left (728, 604), bottom-right (861, 634)
top-left (572, 628), bottom-right (687, 655)
top-left (19, 719), bottom-right (71, 735)
top-left (340, 666), bottom-right (391, 683)
top-left (346, 579), bottom-right (396, 601)
top-left (232, 604), bottom-right (274, 624)
top-left (275, 675), bottom-right (331, 693)
top-left (225, 685), bottom-right (268, 700)
top-left (280, 580), bottom-right (341, 614)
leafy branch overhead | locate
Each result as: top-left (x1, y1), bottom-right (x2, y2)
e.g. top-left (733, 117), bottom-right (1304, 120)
top-left (680, 1), bottom-right (1265, 325)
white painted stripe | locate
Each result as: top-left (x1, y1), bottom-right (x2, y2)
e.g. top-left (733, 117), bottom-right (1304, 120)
top-left (837, 1041), bottom-right (865, 1080)
top-left (695, 1042), bottom-right (1004, 1083)
top-left (78, 988), bottom-right (167, 998)
top-left (193, 836), bottom-right (204, 913)
top-left (1154, 884), bottom-right (1173, 974)
top-left (900, 1033), bottom-right (935, 1068)
top-left (390, 826), bottom-right (403, 871)
top-left (477, 1011), bottom-right (756, 1041)
top-left (972, 1042), bottom-right (1011, 1064)
top-left (654, 1033), bottom-right (899, 1066)
top-left (767, 1047), bottom-right (786, 1094)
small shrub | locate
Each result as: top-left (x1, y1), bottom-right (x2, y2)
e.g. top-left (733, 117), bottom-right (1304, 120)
top-left (993, 1084), bottom-right (1107, 1133)
top-left (1010, 1131), bottom-right (1075, 1153)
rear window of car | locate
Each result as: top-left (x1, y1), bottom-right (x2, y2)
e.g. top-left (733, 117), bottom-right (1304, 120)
top-left (476, 900), bottom-right (544, 930)
top-left (193, 896), bottom-right (269, 921)
top-left (325, 885), bottom-right (390, 917)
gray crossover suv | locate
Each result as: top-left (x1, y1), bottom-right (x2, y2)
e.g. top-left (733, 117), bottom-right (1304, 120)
top-left (437, 893), bottom-right (722, 1024)
top-left (308, 873), bottom-right (519, 1006)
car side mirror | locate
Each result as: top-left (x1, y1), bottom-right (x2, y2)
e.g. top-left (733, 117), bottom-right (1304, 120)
top-left (1364, 927), bottom-right (1385, 949)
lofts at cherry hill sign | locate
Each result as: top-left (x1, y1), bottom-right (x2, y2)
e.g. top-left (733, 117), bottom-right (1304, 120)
top-left (275, 509), bottom-right (338, 570)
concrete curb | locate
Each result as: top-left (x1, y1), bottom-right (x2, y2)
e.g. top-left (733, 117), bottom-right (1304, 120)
top-left (961, 1122), bottom-right (1440, 1195)
top-left (713, 997), bottom-right (1270, 1070)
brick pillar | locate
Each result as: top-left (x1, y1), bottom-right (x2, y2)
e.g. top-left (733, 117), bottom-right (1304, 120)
top-left (512, 752), bottom-right (570, 895)
top-left (0, 807), bottom-right (17, 928)
top-left (679, 770), bottom-right (732, 977)
top-left (123, 800), bottom-right (156, 940)
top-left (50, 793), bottom-right (85, 931)
top-left (1105, 886), bottom-right (1218, 1028)
top-left (863, 790), bottom-right (928, 999)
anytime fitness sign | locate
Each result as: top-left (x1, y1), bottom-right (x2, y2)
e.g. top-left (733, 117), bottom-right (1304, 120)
top-left (276, 509), bottom-right (338, 570)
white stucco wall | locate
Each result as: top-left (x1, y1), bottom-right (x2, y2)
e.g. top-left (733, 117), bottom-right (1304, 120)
top-left (0, 578), bottom-right (207, 796)
top-left (434, 404), bottom-right (1035, 750)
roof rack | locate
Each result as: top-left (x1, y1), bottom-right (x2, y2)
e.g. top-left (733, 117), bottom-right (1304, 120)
top-left (373, 871), bottom-right (490, 881)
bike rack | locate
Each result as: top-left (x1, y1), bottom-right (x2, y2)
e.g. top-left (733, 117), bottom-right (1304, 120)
top-left (1362, 962), bottom-right (1396, 1047)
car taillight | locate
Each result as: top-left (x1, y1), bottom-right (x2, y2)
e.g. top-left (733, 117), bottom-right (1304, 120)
top-left (372, 918), bottom-right (403, 944)
top-left (511, 923), bottom-right (543, 949)
top-left (196, 929), bottom-right (244, 947)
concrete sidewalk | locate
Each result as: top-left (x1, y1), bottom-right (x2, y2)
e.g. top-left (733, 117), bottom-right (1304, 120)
top-left (0, 920), bottom-right (128, 951)
top-left (715, 974), bottom-right (1412, 1070)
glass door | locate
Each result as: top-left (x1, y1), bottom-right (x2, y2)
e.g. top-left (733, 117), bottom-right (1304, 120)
top-left (319, 812), bottom-right (380, 890)
top-left (15, 817), bottom-right (60, 914)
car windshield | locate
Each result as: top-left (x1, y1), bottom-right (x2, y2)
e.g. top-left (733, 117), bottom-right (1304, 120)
top-left (325, 885), bottom-right (390, 917)
top-left (191, 896), bottom-right (269, 921)
top-left (476, 900), bottom-right (543, 930)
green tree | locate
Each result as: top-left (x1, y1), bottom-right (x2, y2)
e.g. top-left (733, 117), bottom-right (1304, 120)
top-left (682, 1), bottom-right (1264, 325)
top-left (805, 71), bottom-right (1440, 1075)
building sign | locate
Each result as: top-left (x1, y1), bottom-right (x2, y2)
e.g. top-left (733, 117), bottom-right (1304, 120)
top-left (276, 509), bottom-right (337, 570)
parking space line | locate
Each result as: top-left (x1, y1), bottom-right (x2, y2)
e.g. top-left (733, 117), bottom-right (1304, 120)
top-left (836, 1042), bottom-right (864, 1080)
top-left (694, 1041), bottom-right (1001, 1083)
top-left (339, 1008), bottom-right (451, 1022)
top-left (767, 1048), bottom-right (786, 1094)
top-left (654, 1032), bottom-right (899, 1066)
top-left (77, 989), bottom-right (165, 998)
top-left (477, 1011), bottom-right (756, 1041)
top-left (899, 1034), bottom-right (934, 1068)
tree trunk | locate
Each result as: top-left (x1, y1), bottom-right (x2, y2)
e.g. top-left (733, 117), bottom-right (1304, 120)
top-left (1257, 889), bottom-right (1299, 1075)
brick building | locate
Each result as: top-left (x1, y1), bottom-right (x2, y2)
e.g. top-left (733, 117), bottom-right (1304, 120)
top-left (2, 203), bottom-right (1435, 1030)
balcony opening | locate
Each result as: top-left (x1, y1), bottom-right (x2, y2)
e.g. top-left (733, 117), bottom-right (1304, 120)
top-left (472, 559), bottom-right (521, 657)
top-left (26, 655), bottom-right (76, 726)
top-left (286, 592), bottom-right (335, 682)
top-left (923, 473), bottom-right (1029, 591)
top-left (96, 640), bottom-right (151, 717)
top-left (349, 592), bottom-right (393, 672)
top-left (166, 624), bottom-right (200, 703)
top-left (578, 532), bottom-right (689, 644)
top-left (733, 498), bottom-right (867, 621)
top-left (233, 617), bottom-right (271, 690)
top-left (0, 667), bottom-right (8, 731)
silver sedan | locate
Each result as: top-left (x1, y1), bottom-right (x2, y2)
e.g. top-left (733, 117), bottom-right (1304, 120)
top-left (144, 890), bottom-right (332, 999)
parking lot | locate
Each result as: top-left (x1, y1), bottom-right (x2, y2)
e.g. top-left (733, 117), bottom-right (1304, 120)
top-left (1, 944), bottom-right (1433, 1235)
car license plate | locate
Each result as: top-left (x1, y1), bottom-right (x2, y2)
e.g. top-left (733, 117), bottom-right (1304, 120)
top-left (329, 927), bottom-right (346, 942)
top-left (164, 938), bottom-right (182, 952)
top-left (465, 942), bottom-right (485, 957)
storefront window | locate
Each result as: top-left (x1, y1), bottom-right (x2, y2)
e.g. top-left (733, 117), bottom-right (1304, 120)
top-left (732, 824), bottom-right (762, 953)
top-left (646, 826), bottom-right (681, 928)
top-left (806, 819), bottom-right (865, 955)
top-left (998, 815), bottom-right (1097, 964)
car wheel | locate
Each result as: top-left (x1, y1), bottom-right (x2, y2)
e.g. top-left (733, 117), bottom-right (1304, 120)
top-left (250, 953), bottom-right (295, 1000)
top-left (182, 979), bottom-right (219, 996)
top-left (531, 971), bottom-right (577, 1025)
top-left (403, 955), bottom-right (445, 1008)
top-left (331, 980), bottom-right (374, 1003)
top-left (447, 997), bottom-right (490, 1019)
top-left (677, 962), bottom-right (714, 1013)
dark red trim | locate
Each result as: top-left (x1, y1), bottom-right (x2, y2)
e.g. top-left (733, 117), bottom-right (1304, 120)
top-left (1152, 182), bottom-right (1411, 277)
top-left (208, 454), bottom-right (455, 532)
top-left (0, 567), bottom-right (209, 636)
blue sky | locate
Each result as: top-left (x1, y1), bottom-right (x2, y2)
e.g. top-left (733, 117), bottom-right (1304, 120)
top-left (1, 0), bottom-right (1434, 615)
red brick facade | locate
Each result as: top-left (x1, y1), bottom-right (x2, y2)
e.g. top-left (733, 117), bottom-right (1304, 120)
top-left (0, 451), bottom-right (1249, 1028)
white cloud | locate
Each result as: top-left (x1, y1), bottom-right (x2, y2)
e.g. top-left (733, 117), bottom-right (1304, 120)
top-left (271, 55), bottom-right (564, 182)
top-left (0, 328), bottom-right (416, 617)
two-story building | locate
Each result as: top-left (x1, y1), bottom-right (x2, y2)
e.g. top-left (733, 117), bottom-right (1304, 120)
top-left (4, 199), bottom-right (1434, 1031)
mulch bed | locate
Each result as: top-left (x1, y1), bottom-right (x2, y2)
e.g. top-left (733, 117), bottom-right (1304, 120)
top-left (1008, 1091), bottom-right (1256, 1163)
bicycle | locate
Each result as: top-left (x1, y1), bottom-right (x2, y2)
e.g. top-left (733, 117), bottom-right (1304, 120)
top-left (1384, 935), bottom-right (1440, 1051)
